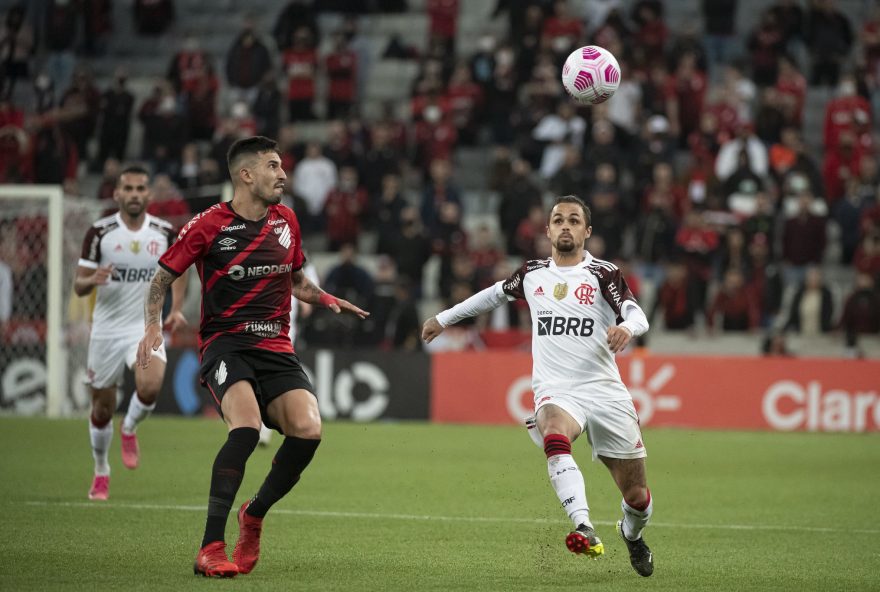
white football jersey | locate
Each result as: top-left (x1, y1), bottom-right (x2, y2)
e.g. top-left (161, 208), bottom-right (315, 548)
top-left (78, 213), bottom-right (176, 339)
top-left (498, 253), bottom-right (637, 401)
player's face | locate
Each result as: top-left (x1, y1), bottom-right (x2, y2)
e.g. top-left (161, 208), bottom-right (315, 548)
top-left (114, 173), bottom-right (151, 217)
top-left (252, 151), bottom-right (286, 205)
top-left (547, 203), bottom-right (591, 253)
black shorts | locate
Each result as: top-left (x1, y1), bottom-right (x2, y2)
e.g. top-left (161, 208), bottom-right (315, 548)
top-left (200, 349), bottom-right (315, 432)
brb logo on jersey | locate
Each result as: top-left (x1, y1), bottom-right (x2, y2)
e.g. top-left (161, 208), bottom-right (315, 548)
top-left (537, 314), bottom-right (595, 337)
top-left (574, 283), bottom-right (596, 305)
top-left (110, 266), bottom-right (154, 282)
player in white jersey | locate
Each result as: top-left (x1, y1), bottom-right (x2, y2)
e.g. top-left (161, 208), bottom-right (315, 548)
top-left (74, 166), bottom-right (188, 501)
top-left (422, 196), bottom-right (654, 577)
top-left (258, 259), bottom-right (319, 446)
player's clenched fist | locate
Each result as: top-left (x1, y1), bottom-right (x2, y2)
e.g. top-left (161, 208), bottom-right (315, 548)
top-left (606, 326), bottom-right (633, 353)
top-left (136, 325), bottom-right (164, 368)
top-left (92, 264), bottom-right (114, 286)
top-left (422, 317), bottom-right (444, 343)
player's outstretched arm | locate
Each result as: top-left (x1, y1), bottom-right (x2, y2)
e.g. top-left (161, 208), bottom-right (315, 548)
top-left (73, 264), bottom-right (113, 297)
top-left (421, 317), bottom-right (445, 343)
top-left (292, 268), bottom-right (369, 319)
top-left (136, 267), bottom-right (177, 368)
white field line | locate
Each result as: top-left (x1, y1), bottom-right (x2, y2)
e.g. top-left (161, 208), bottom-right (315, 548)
top-left (24, 501), bottom-right (880, 535)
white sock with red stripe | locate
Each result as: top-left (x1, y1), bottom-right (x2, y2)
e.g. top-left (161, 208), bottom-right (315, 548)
top-left (89, 415), bottom-right (112, 476)
top-left (621, 490), bottom-right (653, 540)
top-left (544, 434), bottom-right (591, 528)
top-left (122, 391), bottom-right (155, 434)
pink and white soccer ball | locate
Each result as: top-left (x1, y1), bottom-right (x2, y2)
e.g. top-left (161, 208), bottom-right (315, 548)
top-left (561, 45), bottom-right (621, 105)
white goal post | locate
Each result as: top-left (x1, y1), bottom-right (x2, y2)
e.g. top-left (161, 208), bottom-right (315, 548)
top-left (0, 185), bottom-right (104, 417)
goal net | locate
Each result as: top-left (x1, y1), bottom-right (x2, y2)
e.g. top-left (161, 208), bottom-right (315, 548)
top-left (0, 186), bottom-right (106, 417)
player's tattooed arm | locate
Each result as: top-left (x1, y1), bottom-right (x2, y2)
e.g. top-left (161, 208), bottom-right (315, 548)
top-left (292, 269), bottom-right (369, 319)
top-left (145, 267), bottom-right (176, 327)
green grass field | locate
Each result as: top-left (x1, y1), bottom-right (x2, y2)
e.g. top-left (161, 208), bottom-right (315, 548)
top-left (1, 416), bottom-right (878, 591)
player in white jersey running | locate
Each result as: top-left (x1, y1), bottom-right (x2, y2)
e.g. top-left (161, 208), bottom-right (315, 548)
top-left (75, 166), bottom-right (188, 501)
top-left (422, 195), bottom-right (654, 577)
top-left (259, 258), bottom-right (319, 446)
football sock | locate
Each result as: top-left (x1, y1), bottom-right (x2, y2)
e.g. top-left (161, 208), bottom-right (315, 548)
top-left (246, 436), bottom-right (321, 518)
top-left (621, 489), bottom-right (653, 541)
top-left (544, 434), bottom-right (591, 528)
top-left (201, 427), bottom-right (260, 547)
top-left (89, 414), bottom-right (112, 476)
top-left (121, 392), bottom-right (155, 434)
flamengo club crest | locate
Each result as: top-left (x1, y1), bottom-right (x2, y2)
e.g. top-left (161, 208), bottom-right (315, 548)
top-left (553, 283), bottom-right (568, 300)
top-left (574, 283), bottom-right (596, 305)
top-left (146, 240), bottom-right (160, 256)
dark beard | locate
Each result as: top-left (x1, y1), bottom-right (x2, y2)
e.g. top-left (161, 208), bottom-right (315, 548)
top-left (555, 238), bottom-right (577, 252)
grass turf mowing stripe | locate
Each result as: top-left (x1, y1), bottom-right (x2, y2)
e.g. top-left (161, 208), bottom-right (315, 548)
top-left (24, 500), bottom-right (880, 535)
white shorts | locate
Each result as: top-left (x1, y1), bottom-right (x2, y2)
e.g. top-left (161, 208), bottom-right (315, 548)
top-left (533, 393), bottom-right (647, 461)
top-left (86, 335), bottom-right (167, 389)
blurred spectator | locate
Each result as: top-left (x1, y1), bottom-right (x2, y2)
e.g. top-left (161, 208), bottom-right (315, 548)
top-left (385, 279), bottom-right (423, 350)
top-left (549, 146), bottom-right (588, 197)
top-left (747, 233), bottom-right (784, 327)
top-left (590, 182), bottom-right (626, 259)
top-left (853, 230), bottom-right (880, 278)
top-left (324, 32), bottom-right (358, 120)
top-left (675, 210), bottom-right (719, 310)
top-left (147, 174), bottom-right (190, 229)
top-left (805, 0), bottom-right (852, 87)
top-left (650, 260), bottom-right (696, 331)
top-left (434, 202), bottom-right (469, 298)
top-left (715, 123), bottom-right (769, 182)
top-left (769, 0), bottom-right (804, 48)
top-left (634, 115), bottom-right (675, 183)
top-left (774, 54), bottom-right (806, 126)
top-left (533, 101), bottom-right (586, 178)
top-left (324, 165), bottom-right (368, 251)
top-left (822, 130), bottom-right (865, 206)
top-left (393, 206), bottom-right (433, 293)
top-left (606, 58), bottom-right (642, 141)
top-left (631, 0), bottom-right (668, 65)
top-left (420, 158), bottom-right (460, 232)
top-left (770, 127), bottom-right (823, 196)
top-left (273, 0), bottom-right (318, 51)
top-left (542, 0), bottom-right (583, 60)
top-left (182, 60), bottom-right (219, 141)
top-left (672, 52), bottom-right (707, 144)
top-left (33, 123), bottom-right (78, 184)
top-left (60, 67), bottom-right (101, 164)
top-left (469, 224), bottom-right (503, 289)
top-left (585, 119), bottom-right (625, 177)
top-left (176, 142), bottom-right (200, 189)
top-left (747, 11), bottom-right (785, 86)
top-left (822, 74), bottom-right (872, 151)
top-left (782, 191), bottom-right (826, 268)
top-left (97, 68), bottom-right (134, 163)
top-left (718, 227), bottom-right (749, 276)
top-left (252, 73), bottom-right (282, 138)
top-left (134, 0), bottom-right (175, 35)
top-left (95, 157), bottom-right (120, 203)
top-left (741, 191), bottom-right (778, 252)
top-left (445, 62), bottom-right (483, 145)
top-left (324, 243), bottom-right (374, 307)
top-left (840, 271), bottom-right (880, 353)
top-left (498, 158), bottom-right (541, 255)
top-left (785, 266), bottom-right (833, 334)
top-left (644, 161), bottom-right (687, 219)
top-left (292, 142), bottom-right (337, 232)
top-left (283, 27), bottom-right (317, 121)
top-left (413, 99), bottom-right (458, 170)
top-left (835, 178), bottom-right (874, 264)
top-left (707, 268), bottom-right (758, 332)
top-left (754, 88), bottom-right (787, 145)
top-left (45, 0), bottom-right (79, 93)
top-left (138, 82), bottom-right (187, 173)
top-left (360, 124), bottom-right (401, 198)
top-left (515, 203), bottom-right (548, 260)
top-left (701, 0), bottom-right (738, 75)
top-left (723, 148), bottom-right (765, 213)
top-left (636, 184), bottom-right (678, 271)
top-left (0, 97), bottom-right (29, 182)
top-left (427, 0), bottom-right (459, 54)
top-left (82, 0), bottom-right (112, 56)
top-left (720, 61), bottom-right (756, 124)
top-left (374, 174), bottom-right (407, 256)
top-left (225, 19), bottom-right (273, 105)
top-left (0, 5), bottom-right (34, 99)
top-left (167, 35), bottom-right (210, 94)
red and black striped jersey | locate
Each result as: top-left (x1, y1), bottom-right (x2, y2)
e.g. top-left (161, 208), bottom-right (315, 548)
top-left (158, 202), bottom-right (305, 362)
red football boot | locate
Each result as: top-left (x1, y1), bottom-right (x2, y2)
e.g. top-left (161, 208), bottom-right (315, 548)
top-left (193, 541), bottom-right (239, 578)
top-left (233, 501), bottom-right (263, 574)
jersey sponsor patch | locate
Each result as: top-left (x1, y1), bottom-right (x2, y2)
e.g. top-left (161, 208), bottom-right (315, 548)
top-left (537, 314), bottom-right (595, 337)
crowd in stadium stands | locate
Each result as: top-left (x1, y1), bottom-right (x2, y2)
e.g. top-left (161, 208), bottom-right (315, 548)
top-left (1, 0), bottom-right (879, 355)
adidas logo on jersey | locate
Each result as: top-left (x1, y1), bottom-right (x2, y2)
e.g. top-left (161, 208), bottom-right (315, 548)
top-left (534, 286), bottom-right (545, 296)
top-left (635, 439), bottom-right (644, 449)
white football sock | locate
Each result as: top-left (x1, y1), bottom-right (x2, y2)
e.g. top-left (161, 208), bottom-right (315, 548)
top-left (259, 423), bottom-right (273, 446)
top-left (122, 392), bottom-right (155, 434)
top-left (548, 454), bottom-right (591, 528)
top-left (90, 418), bottom-right (112, 476)
top-left (621, 493), bottom-right (653, 540)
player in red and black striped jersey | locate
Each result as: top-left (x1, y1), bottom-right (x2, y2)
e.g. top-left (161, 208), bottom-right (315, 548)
top-left (136, 136), bottom-right (368, 578)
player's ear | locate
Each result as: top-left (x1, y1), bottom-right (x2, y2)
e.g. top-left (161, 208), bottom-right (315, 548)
top-left (585, 225), bottom-right (592, 239)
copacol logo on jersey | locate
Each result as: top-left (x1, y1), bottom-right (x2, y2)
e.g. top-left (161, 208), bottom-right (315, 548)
top-left (537, 314), bottom-right (595, 337)
top-left (227, 263), bottom-right (293, 281)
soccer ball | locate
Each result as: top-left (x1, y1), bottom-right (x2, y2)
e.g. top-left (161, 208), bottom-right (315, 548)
top-left (561, 45), bottom-right (621, 105)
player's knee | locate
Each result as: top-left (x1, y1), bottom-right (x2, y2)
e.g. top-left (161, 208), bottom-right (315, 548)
top-left (135, 386), bottom-right (159, 405)
top-left (623, 486), bottom-right (649, 509)
top-left (90, 405), bottom-right (113, 425)
top-left (284, 416), bottom-right (322, 439)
